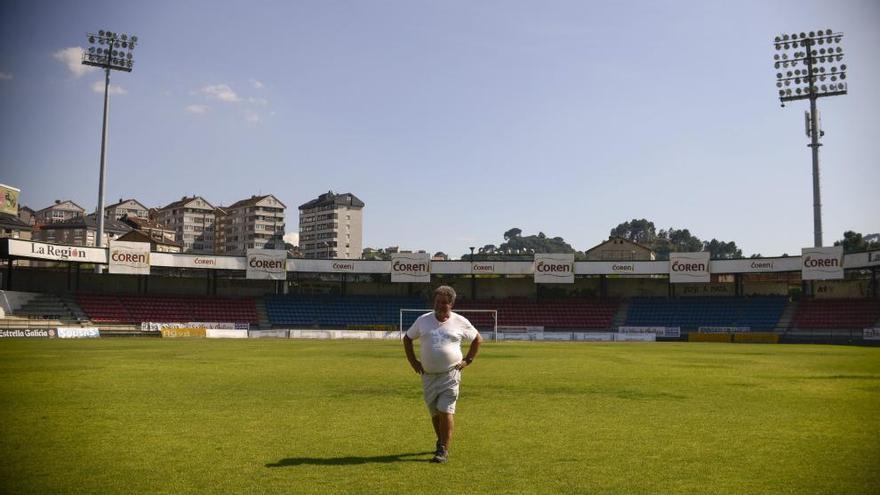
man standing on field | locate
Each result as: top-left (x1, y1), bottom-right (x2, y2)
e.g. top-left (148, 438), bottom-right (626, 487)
top-left (404, 285), bottom-right (482, 464)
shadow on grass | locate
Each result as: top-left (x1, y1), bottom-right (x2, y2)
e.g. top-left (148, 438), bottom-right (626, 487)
top-left (266, 451), bottom-right (433, 467)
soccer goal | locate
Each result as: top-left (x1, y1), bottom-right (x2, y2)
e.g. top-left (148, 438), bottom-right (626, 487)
top-left (399, 309), bottom-right (498, 341)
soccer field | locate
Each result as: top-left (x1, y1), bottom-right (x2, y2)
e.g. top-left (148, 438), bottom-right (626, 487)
top-left (0, 339), bottom-right (877, 494)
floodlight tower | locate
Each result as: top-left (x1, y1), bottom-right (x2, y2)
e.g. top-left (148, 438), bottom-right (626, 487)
top-left (81, 29), bottom-right (137, 266)
top-left (773, 29), bottom-right (846, 247)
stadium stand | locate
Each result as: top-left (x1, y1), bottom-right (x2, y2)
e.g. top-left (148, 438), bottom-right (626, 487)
top-left (791, 298), bottom-right (880, 329)
top-left (624, 296), bottom-right (788, 330)
top-left (76, 293), bottom-right (258, 324)
top-left (265, 295), bottom-right (424, 328)
top-left (453, 298), bottom-right (620, 330)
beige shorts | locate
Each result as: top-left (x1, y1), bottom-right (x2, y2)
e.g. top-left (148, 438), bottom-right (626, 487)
top-left (421, 368), bottom-right (461, 415)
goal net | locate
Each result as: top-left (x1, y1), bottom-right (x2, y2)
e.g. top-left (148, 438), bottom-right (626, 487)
top-left (399, 309), bottom-right (498, 341)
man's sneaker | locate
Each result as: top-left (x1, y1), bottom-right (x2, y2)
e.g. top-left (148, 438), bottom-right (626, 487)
top-left (434, 440), bottom-right (443, 456)
top-left (431, 447), bottom-right (448, 464)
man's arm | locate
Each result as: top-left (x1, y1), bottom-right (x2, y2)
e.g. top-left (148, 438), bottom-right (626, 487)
top-left (403, 335), bottom-right (424, 374)
top-left (455, 332), bottom-right (483, 370)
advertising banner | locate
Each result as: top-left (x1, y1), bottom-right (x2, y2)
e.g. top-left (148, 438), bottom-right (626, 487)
top-left (248, 330), bottom-right (290, 338)
top-left (160, 327), bottom-right (206, 338)
top-left (108, 240), bottom-right (150, 275)
top-left (863, 328), bottom-right (880, 341)
top-left (391, 253), bottom-right (431, 283)
top-left (7, 239), bottom-right (107, 263)
top-left (698, 326), bottom-right (751, 333)
top-left (801, 246), bottom-right (844, 280)
top-left (618, 326), bottom-right (681, 338)
top-left (844, 250), bottom-right (880, 269)
top-left (0, 183), bottom-right (20, 216)
top-left (0, 328), bottom-right (57, 338)
top-left (669, 252), bottom-right (711, 283)
top-left (206, 329), bottom-right (248, 339)
top-left (574, 261), bottom-right (668, 275)
top-left (614, 333), bottom-right (656, 342)
top-left (246, 249), bottom-right (287, 280)
top-left (711, 257), bottom-right (802, 274)
top-left (57, 327), bottom-right (100, 339)
top-left (534, 253), bottom-right (575, 284)
top-left (151, 253), bottom-right (247, 270)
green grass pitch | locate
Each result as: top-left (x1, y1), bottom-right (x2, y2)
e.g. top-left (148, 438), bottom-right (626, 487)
top-left (0, 339), bottom-right (878, 494)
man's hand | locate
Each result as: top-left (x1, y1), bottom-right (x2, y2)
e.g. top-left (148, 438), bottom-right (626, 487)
top-left (454, 359), bottom-right (471, 371)
top-left (410, 360), bottom-right (425, 375)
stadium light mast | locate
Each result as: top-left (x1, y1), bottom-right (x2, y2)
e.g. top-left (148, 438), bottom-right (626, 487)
top-left (773, 29), bottom-right (846, 247)
top-left (82, 29), bottom-right (137, 269)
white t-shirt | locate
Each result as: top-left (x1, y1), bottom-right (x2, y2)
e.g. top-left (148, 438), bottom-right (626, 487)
top-left (406, 312), bottom-right (480, 373)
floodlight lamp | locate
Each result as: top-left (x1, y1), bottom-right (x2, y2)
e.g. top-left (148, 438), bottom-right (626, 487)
top-left (800, 32), bottom-right (806, 38)
top-left (825, 29), bottom-right (832, 35)
top-left (840, 73), bottom-right (846, 80)
top-left (840, 64), bottom-right (847, 71)
top-left (778, 89), bottom-right (785, 96)
top-left (99, 30), bottom-right (105, 36)
top-left (121, 34), bottom-right (127, 41)
top-left (774, 36), bottom-right (781, 42)
top-left (131, 35), bottom-right (137, 42)
top-left (89, 36), bottom-right (95, 44)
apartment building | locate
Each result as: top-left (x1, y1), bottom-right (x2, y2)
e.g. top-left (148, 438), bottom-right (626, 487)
top-left (104, 198), bottom-right (149, 220)
top-left (299, 191), bottom-right (363, 259)
top-left (154, 196), bottom-right (216, 254)
top-left (219, 195), bottom-right (286, 255)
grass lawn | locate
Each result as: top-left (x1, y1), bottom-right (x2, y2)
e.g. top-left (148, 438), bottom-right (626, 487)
top-left (0, 339), bottom-right (878, 494)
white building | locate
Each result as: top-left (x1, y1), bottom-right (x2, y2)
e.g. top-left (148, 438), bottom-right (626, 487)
top-left (299, 191), bottom-right (364, 259)
top-left (154, 196), bottom-right (217, 254)
top-left (219, 194), bottom-right (286, 255)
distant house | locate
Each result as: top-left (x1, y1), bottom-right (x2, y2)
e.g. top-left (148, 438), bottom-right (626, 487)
top-left (18, 206), bottom-right (36, 226)
top-left (584, 237), bottom-right (656, 261)
top-left (0, 212), bottom-right (32, 240)
top-left (104, 198), bottom-right (149, 220)
top-left (33, 213), bottom-right (130, 247)
top-left (34, 200), bottom-right (85, 224)
top-left (116, 229), bottom-right (182, 253)
top-left (120, 215), bottom-right (178, 246)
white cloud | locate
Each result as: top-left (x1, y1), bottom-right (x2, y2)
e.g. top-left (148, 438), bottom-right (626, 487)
top-left (283, 232), bottom-right (299, 246)
top-left (244, 110), bottom-right (260, 124)
top-left (248, 96), bottom-right (269, 106)
top-left (185, 104), bottom-right (209, 114)
top-left (53, 47), bottom-right (95, 77)
top-left (91, 80), bottom-right (126, 95)
top-left (200, 84), bottom-right (240, 102)
top-left (0, 72), bottom-right (12, 80)
top-left (250, 79), bottom-right (264, 89)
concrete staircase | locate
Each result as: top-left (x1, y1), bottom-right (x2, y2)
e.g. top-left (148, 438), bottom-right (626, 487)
top-left (775, 299), bottom-right (798, 333)
top-left (254, 298), bottom-right (272, 329)
top-left (611, 299), bottom-right (630, 329)
top-left (13, 293), bottom-right (89, 327)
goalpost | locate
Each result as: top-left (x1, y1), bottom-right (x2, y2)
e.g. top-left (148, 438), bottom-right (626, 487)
top-left (399, 309), bottom-right (498, 342)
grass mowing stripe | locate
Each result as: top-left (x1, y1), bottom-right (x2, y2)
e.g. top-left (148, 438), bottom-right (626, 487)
top-left (0, 340), bottom-right (877, 494)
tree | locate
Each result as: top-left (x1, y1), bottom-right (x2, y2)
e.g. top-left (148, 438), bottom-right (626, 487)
top-left (834, 230), bottom-right (880, 253)
top-left (610, 219), bottom-right (656, 245)
top-left (464, 229), bottom-right (577, 259)
top-left (704, 239), bottom-right (743, 259)
top-left (503, 228), bottom-right (522, 241)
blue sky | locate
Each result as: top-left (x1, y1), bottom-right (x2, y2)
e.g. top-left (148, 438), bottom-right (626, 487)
top-left (1, 0), bottom-right (877, 258)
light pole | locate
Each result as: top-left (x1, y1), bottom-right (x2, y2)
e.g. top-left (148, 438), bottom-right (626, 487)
top-left (469, 246), bottom-right (476, 300)
top-left (773, 29), bottom-right (847, 247)
top-left (82, 29), bottom-right (137, 269)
